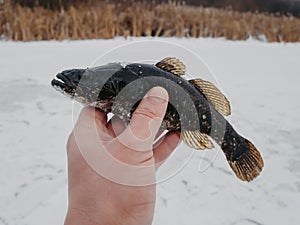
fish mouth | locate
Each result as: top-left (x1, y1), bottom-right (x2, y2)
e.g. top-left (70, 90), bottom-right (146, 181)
top-left (51, 73), bottom-right (76, 96)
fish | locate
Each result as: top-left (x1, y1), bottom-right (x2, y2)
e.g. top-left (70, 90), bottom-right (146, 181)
top-left (51, 57), bottom-right (264, 182)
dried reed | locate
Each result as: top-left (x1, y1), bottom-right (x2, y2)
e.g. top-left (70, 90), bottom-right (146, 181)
top-left (0, 1), bottom-right (299, 42)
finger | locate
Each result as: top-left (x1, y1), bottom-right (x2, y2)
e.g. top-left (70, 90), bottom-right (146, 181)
top-left (153, 131), bottom-right (181, 169)
top-left (154, 129), bottom-right (166, 142)
top-left (76, 106), bottom-right (108, 130)
top-left (106, 116), bottom-right (126, 137)
top-left (74, 106), bottom-right (113, 143)
top-left (118, 87), bottom-right (169, 151)
top-left (153, 129), bottom-right (167, 148)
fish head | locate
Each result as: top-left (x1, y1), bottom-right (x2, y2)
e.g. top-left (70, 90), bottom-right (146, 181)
top-left (51, 68), bottom-right (86, 100)
top-left (51, 63), bottom-right (124, 106)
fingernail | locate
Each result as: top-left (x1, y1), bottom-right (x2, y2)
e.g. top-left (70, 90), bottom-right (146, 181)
top-left (146, 87), bottom-right (168, 103)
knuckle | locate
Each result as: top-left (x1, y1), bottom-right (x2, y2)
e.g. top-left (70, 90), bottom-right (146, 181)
top-left (135, 106), bottom-right (160, 120)
top-left (135, 97), bottom-right (166, 120)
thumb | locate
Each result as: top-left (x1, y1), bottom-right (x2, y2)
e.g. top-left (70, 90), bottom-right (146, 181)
top-left (118, 86), bottom-right (169, 151)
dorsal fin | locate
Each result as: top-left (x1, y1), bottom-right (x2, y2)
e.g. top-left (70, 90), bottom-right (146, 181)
top-left (189, 79), bottom-right (231, 116)
top-left (155, 57), bottom-right (185, 76)
top-left (181, 130), bottom-right (215, 150)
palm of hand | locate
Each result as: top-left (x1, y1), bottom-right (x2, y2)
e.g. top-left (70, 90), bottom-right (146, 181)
top-left (65, 87), bottom-right (180, 225)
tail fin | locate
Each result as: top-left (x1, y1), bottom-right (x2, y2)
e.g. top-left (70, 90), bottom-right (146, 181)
top-left (226, 138), bottom-right (264, 182)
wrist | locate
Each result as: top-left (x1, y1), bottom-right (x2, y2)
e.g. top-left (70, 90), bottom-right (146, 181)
top-left (65, 206), bottom-right (121, 225)
top-left (65, 207), bottom-right (101, 225)
top-left (65, 204), bottom-right (134, 225)
top-left (65, 204), bottom-right (153, 225)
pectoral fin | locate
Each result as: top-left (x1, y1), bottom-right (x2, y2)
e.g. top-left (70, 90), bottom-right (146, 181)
top-left (189, 79), bottom-right (231, 116)
top-left (155, 57), bottom-right (186, 76)
top-left (181, 130), bottom-right (214, 150)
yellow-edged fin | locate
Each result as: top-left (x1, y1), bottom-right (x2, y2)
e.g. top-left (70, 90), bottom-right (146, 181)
top-left (155, 57), bottom-right (186, 76)
top-left (181, 130), bottom-right (215, 150)
top-left (228, 139), bottom-right (264, 182)
top-left (189, 79), bottom-right (231, 116)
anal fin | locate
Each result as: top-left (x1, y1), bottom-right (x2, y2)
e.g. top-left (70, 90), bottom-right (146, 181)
top-left (189, 79), bottom-right (231, 116)
top-left (181, 130), bottom-right (214, 150)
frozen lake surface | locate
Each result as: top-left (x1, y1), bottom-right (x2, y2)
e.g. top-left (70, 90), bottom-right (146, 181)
top-left (0, 38), bottom-right (300, 225)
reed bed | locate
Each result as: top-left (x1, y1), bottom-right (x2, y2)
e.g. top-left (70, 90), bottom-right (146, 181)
top-left (0, 1), bottom-right (299, 42)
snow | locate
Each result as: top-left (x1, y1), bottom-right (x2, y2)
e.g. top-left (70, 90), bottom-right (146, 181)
top-left (1, 37), bottom-right (300, 225)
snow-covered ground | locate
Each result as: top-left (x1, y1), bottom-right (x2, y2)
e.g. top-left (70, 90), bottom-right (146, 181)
top-left (1, 38), bottom-right (300, 225)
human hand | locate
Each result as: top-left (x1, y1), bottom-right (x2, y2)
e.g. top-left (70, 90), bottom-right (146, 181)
top-left (65, 87), bottom-right (181, 225)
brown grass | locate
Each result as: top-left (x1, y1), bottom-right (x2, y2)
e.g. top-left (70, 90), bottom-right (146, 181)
top-left (0, 1), bottom-right (300, 42)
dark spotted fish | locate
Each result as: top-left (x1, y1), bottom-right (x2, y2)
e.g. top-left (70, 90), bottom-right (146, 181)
top-left (51, 57), bottom-right (264, 182)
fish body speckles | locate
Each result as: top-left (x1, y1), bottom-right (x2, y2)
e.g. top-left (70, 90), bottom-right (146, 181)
top-left (51, 57), bottom-right (264, 182)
